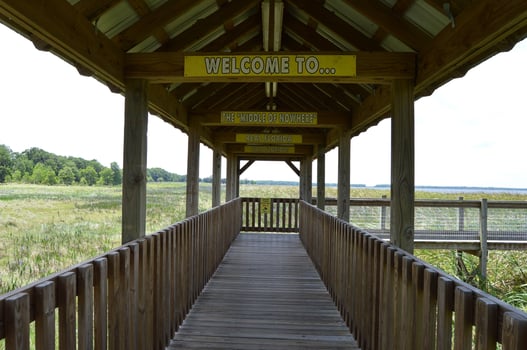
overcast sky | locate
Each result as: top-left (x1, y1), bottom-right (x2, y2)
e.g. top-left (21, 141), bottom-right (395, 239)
top-left (1, 24), bottom-right (526, 188)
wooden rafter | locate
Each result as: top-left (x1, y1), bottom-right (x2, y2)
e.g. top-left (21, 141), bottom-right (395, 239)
top-left (113, 0), bottom-right (199, 51)
top-left (283, 13), bottom-right (341, 51)
top-left (200, 12), bottom-right (261, 52)
top-left (74, 0), bottom-right (121, 21)
top-left (160, 0), bottom-right (260, 52)
top-left (286, 0), bottom-right (382, 51)
top-left (341, 0), bottom-right (430, 51)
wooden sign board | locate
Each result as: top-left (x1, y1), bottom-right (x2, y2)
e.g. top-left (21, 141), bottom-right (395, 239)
top-left (235, 134), bottom-right (303, 144)
top-left (185, 54), bottom-right (356, 78)
top-left (221, 111), bottom-right (317, 126)
top-left (260, 198), bottom-right (271, 214)
top-left (244, 145), bottom-right (295, 154)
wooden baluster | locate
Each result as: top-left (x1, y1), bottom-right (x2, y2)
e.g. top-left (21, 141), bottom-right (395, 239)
top-left (5, 293), bottom-right (30, 350)
top-left (35, 281), bottom-right (56, 350)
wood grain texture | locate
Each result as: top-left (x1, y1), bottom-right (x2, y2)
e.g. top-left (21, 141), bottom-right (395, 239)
top-left (168, 233), bottom-right (359, 349)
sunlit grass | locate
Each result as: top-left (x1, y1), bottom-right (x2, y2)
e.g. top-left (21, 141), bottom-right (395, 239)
top-left (1, 183), bottom-right (526, 312)
top-left (0, 182), bottom-right (215, 293)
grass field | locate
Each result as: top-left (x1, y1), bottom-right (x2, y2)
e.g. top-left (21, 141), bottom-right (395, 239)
top-left (1, 182), bottom-right (527, 311)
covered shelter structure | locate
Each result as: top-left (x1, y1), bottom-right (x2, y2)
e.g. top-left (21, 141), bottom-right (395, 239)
top-left (2, 1), bottom-right (527, 349)
top-left (2, 0), bottom-right (527, 251)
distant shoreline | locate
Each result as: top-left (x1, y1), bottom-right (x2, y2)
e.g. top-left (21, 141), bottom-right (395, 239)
top-left (244, 180), bottom-right (527, 194)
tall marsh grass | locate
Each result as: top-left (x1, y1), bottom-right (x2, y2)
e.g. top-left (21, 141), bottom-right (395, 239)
top-left (0, 182), bottom-right (213, 294)
top-left (1, 183), bottom-right (526, 311)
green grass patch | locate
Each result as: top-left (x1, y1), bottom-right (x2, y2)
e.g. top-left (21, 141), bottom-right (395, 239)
top-left (1, 183), bottom-right (526, 312)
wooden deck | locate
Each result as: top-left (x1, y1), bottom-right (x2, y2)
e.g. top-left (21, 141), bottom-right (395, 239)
top-left (168, 233), bottom-right (359, 350)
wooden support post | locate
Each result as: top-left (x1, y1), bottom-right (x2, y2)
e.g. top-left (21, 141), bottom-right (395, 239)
top-left (317, 144), bottom-right (326, 210)
top-left (337, 130), bottom-right (351, 222)
top-left (300, 156), bottom-right (312, 202)
top-left (186, 118), bottom-right (200, 217)
top-left (479, 198), bottom-right (488, 283)
top-left (226, 154), bottom-right (238, 201)
top-left (212, 150), bottom-right (222, 207)
top-left (390, 79), bottom-right (415, 253)
top-left (122, 79), bottom-right (148, 244)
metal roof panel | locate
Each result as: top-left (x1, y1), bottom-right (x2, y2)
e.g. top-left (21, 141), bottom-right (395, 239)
top-left (404, 0), bottom-right (450, 36)
top-left (96, 2), bottom-right (138, 39)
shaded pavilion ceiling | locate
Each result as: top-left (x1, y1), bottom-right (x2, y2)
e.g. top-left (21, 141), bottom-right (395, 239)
top-left (1, 0), bottom-right (527, 162)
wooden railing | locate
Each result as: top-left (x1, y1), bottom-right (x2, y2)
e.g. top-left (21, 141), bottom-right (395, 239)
top-left (0, 198), bottom-right (241, 350)
top-left (300, 200), bottom-right (527, 350)
top-left (318, 197), bottom-right (527, 250)
top-left (240, 197), bottom-right (299, 232)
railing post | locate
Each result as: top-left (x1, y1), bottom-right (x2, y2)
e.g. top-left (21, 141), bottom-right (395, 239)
top-left (381, 195), bottom-right (387, 232)
top-left (458, 196), bottom-right (465, 232)
top-left (479, 198), bottom-right (488, 285)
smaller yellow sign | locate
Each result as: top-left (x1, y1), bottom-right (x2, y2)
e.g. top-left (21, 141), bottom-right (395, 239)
top-left (261, 198), bottom-right (271, 214)
top-left (235, 134), bottom-right (303, 144)
top-left (221, 111), bottom-right (317, 126)
top-left (244, 145), bottom-right (295, 154)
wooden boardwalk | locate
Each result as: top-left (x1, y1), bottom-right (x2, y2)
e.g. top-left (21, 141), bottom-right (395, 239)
top-left (168, 233), bottom-right (359, 350)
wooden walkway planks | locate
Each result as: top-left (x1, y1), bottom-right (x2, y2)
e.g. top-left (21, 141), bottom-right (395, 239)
top-left (168, 233), bottom-right (359, 350)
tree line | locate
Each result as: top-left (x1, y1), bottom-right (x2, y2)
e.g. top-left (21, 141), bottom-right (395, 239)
top-left (0, 145), bottom-right (186, 185)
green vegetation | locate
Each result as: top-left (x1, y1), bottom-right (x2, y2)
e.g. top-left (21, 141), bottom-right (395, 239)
top-left (0, 144), bottom-right (187, 186)
top-left (0, 182), bottom-right (212, 294)
top-left (1, 182), bottom-right (527, 312)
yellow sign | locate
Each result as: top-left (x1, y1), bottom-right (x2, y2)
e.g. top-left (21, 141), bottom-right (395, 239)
top-left (221, 111), bottom-right (317, 126)
top-left (185, 54), bottom-right (356, 77)
top-left (261, 198), bottom-right (271, 214)
top-left (235, 134), bottom-right (303, 144)
top-left (244, 145), bottom-right (295, 154)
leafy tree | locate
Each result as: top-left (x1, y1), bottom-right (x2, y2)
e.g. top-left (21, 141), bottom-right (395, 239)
top-left (62, 160), bottom-right (80, 182)
top-left (12, 154), bottom-right (34, 180)
top-left (58, 166), bottom-right (76, 185)
top-left (31, 163), bottom-right (57, 185)
top-left (110, 162), bottom-right (122, 185)
top-left (98, 167), bottom-right (114, 186)
top-left (80, 166), bottom-right (98, 186)
top-left (11, 169), bottom-right (23, 182)
top-left (87, 160), bottom-right (104, 174)
top-left (23, 147), bottom-right (52, 165)
top-left (0, 145), bottom-right (13, 183)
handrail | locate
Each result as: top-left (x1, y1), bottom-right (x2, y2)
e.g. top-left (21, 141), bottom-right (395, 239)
top-left (240, 197), bottom-right (299, 232)
top-left (299, 200), bottom-right (527, 350)
top-left (316, 197), bottom-right (527, 209)
top-left (319, 197), bottom-right (527, 249)
top-left (0, 198), bottom-right (242, 350)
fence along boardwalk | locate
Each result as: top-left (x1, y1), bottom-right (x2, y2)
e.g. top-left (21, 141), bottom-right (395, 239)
top-left (168, 233), bottom-right (359, 349)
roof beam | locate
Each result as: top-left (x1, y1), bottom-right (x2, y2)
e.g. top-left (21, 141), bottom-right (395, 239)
top-left (125, 51), bottom-right (416, 83)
